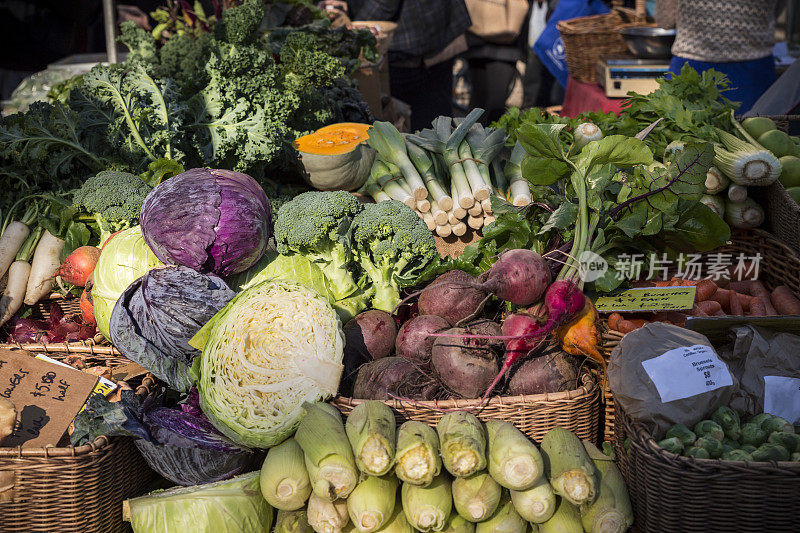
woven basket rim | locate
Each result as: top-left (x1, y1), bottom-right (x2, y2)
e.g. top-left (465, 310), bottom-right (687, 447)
top-left (0, 339), bottom-right (119, 355)
top-left (335, 372), bottom-right (596, 410)
top-left (556, 11), bottom-right (643, 33)
top-left (0, 374), bottom-right (155, 459)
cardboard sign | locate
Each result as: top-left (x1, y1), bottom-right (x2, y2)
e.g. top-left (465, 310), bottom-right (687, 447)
top-left (35, 354), bottom-right (118, 415)
top-left (0, 348), bottom-right (98, 448)
top-left (595, 286), bottom-right (697, 312)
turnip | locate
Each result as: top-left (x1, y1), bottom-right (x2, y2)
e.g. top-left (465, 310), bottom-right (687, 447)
top-left (341, 310), bottom-right (398, 395)
top-left (54, 246), bottom-right (100, 287)
top-left (395, 315), bottom-right (450, 365)
top-left (24, 230), bottom-right (65, 305)
top-left (0, 221), bottom-right (31, 281)
top-left (432, 320), bottom-right (502, 399)
top-left (418, 270), bottom-right (486, 325)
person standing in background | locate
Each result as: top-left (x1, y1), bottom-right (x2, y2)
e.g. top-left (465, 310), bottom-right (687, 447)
top-left (321, 0), bottom-right (472, 131)
top-left (656, 0), bottom-right (785, 113)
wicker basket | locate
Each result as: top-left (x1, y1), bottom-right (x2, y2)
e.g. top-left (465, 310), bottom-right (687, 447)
top-left (333, 373), bottom-right (601, 443)
top-left (613, 403), bottom-right (800, 533)
top-left (557, 0), bottom-right (647, 84)
top-left (600, 229), bottom-right (800, 443)
top-left (0, 348), bottom-right (156, 533)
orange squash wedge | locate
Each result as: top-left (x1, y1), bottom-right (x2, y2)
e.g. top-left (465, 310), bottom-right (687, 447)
top-left (295, 123), bottom-right (376, 191)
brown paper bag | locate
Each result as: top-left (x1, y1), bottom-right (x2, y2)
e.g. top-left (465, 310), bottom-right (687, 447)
top-left (465, 0), bottom-right (530, 44)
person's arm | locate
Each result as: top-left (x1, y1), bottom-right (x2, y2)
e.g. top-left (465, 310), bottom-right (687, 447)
top-left (350, 0), bottom-right (402, 21)
top-left (655, 0), bottom-right (677, 29)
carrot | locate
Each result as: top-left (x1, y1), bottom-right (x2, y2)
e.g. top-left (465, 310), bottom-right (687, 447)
top-left (617, 319), bottom-right (638, 333)
top-left (750, 298), bottom-right (767, 316)
top-left (654, 280), bottom-right (671, 287)
top-left (692, 304), bottom-right (708, 317)
top-left (729, 291), bottom-right (743, 315)
top-left (628, 318), bottom-right (649, 328)
top-left (696, 300), bottom-right (723, 315)
top-left (558, 300), bottom-right (604, 368)
top-left (608, 312), bottom-right (624, 332)
top-left (728, 280), bottom-right (758, 294)
top-left (631, 280), bottom-right (656, 288)
top-left (728, 280), bottom-right (777, 315)
top-left (668, 278), bottom-right (683, 287)
top-left (653, 311), bottom-right (688, 327)
top-left (770, 286), bottom-right (800, 315)
top-left (709, 288), bottom-right (731, 312)
top-left (695, 279), bottom-right (718, 302)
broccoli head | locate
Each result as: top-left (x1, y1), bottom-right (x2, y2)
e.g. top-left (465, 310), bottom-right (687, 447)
top-left (351, 200), bottom-right (438, 312)
top-left (72, 170), bottom-right (153, 242)
top-left (274, 191), bottom-right (365, 303)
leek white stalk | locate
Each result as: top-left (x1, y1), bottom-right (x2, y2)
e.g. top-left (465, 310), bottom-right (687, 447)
top-left (480, 198), bottom-right (492, 215)
top-left (260, 438), bottom-right (312, 511)
top-left (442, 513), bottom-right (476, 533)
top-left (474, 493), bottom-right (527, 533)
top-left (401, 473), bottom-right (453, 532)
top-left (436, 224), bottom-right (453, 238)
top-left (453, 207), bottom-right (467, 219)
top-left (505, 143), bottom-right (532, 206)
top-left (371, 161), bottom-right (416, 209)
top-left (345, 400), bottom-right (396, 477)
top-left (573, 123), bottom-right (603, 152)
top-left (422, 212), bottom-right (437, 231)
top-left (395, 421), bottom-right (441, 486)
top-left (452, 473), bottom-right (502, 522)
top-left (275, 509), bottom-right (314, 533)
top-left (465, 124), bottom-right (507, 196)
top-left (510, 478), bottom-right (556, 523)
top-left (295, 402), bottom-right (359, 501)
top-left (699, 195), bottom-right (725, 218)
top-left (467, 216), bottom-right (484, 230)
top-left (491, 158), bottom-right (509, 196)
top-left (458, 140), bottom-right (491, 202)
top-left (416, 199), bottom-right (431, 213)
top-left (406, 138), bottom-right (453, 211)
top-left (727, 184), bottom-right (748, 203)
top-left (347, 475), bottom-right (398, 533)
top-left (483, 215), bottom-right (495, 226)
top-left (364, 181), bottom-right (393, 204)
top-left (485, 420), bottom-right (544, 491)
top-left (308, 492), bottom-right (350, 533)
top-left (704, 166), bottom-right (729, 194)
top-left (725, 197), bottom-right (764, 229)
top-left (540, 428), bottom-right (598, 506)
top-left (429, 198), bottom-right (449, 226)
top-left (368, 122), bottom-right (427, 200)
top-left (448, 211), bottom-right (460, 226)
top-left (452, 222), bottom-right (468, 237)
top-left (580, 442), bottom-right (632, 533)
top-left (437, 412), bottom-right (487, 478)
top-left (467, 203), bottom-right (483, 217)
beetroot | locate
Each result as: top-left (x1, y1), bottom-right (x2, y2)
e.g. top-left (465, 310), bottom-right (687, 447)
top-left (481, 249), bottom-right (551, 306)
top-left (352, 357), bottom-right (431, 400)
top-left (432, 320), bottom-right (502, 399)
top-left (507, 345), bottom-right (579, 395)
top-left (418, 270), bottom-right (486, 325)
top-left (341, 310), bottom-right (397, 394)
top-left (395, 315), bottom-right (450, 365)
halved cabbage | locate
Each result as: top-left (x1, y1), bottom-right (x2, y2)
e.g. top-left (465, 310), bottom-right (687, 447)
top-left (189, 280), bottom-right (345, 448)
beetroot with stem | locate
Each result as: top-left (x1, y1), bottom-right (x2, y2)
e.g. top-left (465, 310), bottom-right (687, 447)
top-left (417, 270), bottom-right (486, 325)
top-left (431, 320), bottom-right (502, 399)
top-left (507, 344), bottom-right (580, 395)
top-left (395, 314), bottom-right (450, 366)
top-left (480, 249), bottom-right (551, 306)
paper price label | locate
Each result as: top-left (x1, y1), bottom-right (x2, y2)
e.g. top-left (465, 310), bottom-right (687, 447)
top-left (595, 286), bottom-right (697, 312)
top-left (641, 344), bottom-right (733, 403)
top-left (36, 354), bottom-right (118, 414)
top-left (763, 376), bottom-right (800, 425)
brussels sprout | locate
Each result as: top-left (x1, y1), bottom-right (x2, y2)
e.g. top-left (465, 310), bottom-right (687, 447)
top-left (740, 424), bottom-right (768, 447)
top-left (685, 447), bottom-right (710, 459)
top-left (721, 443), bottom-right (737, 456)
top-left (762, 416), bottom-right (794, 435)
top-left (721, 449), bottom-right (752, 461)
top-left (767, 432), bottom-right (800, 454)
top-left (741, 445), bottom-right (757, 454)
top-left (751, 443), bottom-right (790, 462)
top-left (665, 424), bottom-right (696, 447)
top-left (711, 407), bottom-right (741, 441)
top-left (693, 420), bottom-right (724, 442)
top-left (695, 436), bottom-right (723, 459)
top-left (792, 452), bottom-right (800, 462)
top-left (657, 437), bottom-right (684, 455)
top-left (748, 414), bottom-right (773, 427)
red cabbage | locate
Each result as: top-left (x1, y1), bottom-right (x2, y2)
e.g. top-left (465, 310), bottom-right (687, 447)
top-left (145, 407), bottom-right (250, 454)
top-left (134, 440), bottom-right (253, 486)
top-left (109, 266), bottom-right (235, 392)
top-left (140, 168), bottom-right (272, 276)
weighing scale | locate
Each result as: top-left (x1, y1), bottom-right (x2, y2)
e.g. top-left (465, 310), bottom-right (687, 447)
top-left (596, 56), bottom-right (671, 98)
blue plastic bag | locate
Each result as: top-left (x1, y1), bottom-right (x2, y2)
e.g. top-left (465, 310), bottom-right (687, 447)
top-left (534, 0), bottom-right (610, 88)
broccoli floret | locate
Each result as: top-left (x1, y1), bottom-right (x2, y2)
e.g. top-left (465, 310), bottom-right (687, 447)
top-left (351, 200), bottom-right (438, 312)
top-left (274, 191), bottom-right (365, 302)
top-left (72, 170), bottom-right (153, 242)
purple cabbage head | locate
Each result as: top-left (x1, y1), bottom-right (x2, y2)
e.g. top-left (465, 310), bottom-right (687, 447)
top-left (109, 266), bottom-right (235, 392)
top-left (136, 407), bottom-right (253, 486)
top-left (140, 168), bottom-right (272, 276)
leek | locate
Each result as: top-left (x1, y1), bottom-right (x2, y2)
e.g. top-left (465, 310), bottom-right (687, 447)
top-left (714, 128), bottom-right (781, 186)
top-left (295, 402), bottom-right (359, 501)
top-left (458, 140), bottom-right (491, 202)
top-left (580, 442), bottom-right (632, 533)
top-left (573, 123), bottom-right (603, 152)
top-left (416, 199), bottom-right (431, 213)
top-left (485, 420), bottom-right (544, 491)
top-left (429, 198), bottom-right (449, 226)
top-left (699, 195), bottom-right (725, 218)
top-left (275, 509), bottom-right (314, 533)
top-left (395, 421), bottom-right (442, 486)
top-left (436, 224), bottom-right (453, 238)
top-left (448, 210), bottom-right (460, 226)
top-left (364, 180), bottom-right (393, 204)
top-left (452, 472), bottom-right (502, 523)
top-left (467, 215), bottom-right (484, 230)
top-left (368, 122), bottom-right (427, 200)
top-left (540, 428), bottom-right (597, 506)
top-left (260, 438), bottom-right (312, 511)
top-left (509, 478), bottom-right (556, 524)
top-left (465, 124), bottom-right (507, 193)
top-left (480, 198), bottom-right (492, 215)
top-left (453, 207), bottom-right (467, 219)
top-left (442, 513), bottom-right (476, 533)
top-left (474, 493), bottom-right (527, 533)
top-left (452, 222), bottom-right (468, 237)
top-left (468, 202), bottom-right (483, 217)
top-left (347, 475), bottom-right (398, 533)
top-left (704, 166), bottom-right (729, 194)
top-left (538, 498), bottom-right (582, 533)
top-left (504, 143), bottom-right (532, 207)
top-left (483, 215), bottom-right (495, 226)
top-left (491, 158), bottom-right (509, 196)
top-left (371, 161), bottom-right (416, 209)
top-left (725, 197), bottom-right (764, 229)
top-left (727, 184), bottom-right (748, 203)
top-left (437, 412), bottom-right (487, 478)
top-left (401, 473), bottom-right (453, 532)
top-left (345, 400), bottom-right (396, 477)
top-left (308, 492), bottom-right (350, 533)
top-left (422, 212), bottom-right (437, 231)
top-left (406, 139), bottom-right (453, 212)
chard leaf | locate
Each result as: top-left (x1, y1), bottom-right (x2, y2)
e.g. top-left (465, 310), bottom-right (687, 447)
top-left (614, 203), bottom-right (648, 238)
top-left (521, 155), bottom-right (569, 185)
top-left (661, 199), bottom-right (731, 252)
top-left (591, 266), bottom-right (625, 293)
top-left (642, 211), bottom-right (663, 236)
top-left (576, 135), bottom-right (653, 172)
top-left (540, 202), bottom-right (578, 235)
top-left (517, 123), bottom-right (567, 160)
